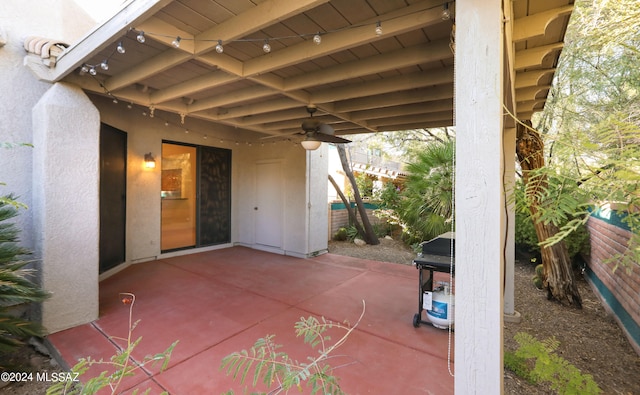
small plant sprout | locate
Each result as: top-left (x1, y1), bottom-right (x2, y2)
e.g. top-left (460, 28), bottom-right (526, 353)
top-left (46, 293), bottom-right (178, 395)
top-left (220, 300), bottom-right (366, 395)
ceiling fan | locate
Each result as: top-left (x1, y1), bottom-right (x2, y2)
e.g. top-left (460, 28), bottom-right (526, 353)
top-left (260, 106), bottom-right (351, 150)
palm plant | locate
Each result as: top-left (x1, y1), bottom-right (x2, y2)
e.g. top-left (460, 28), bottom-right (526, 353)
top-left (397, 140), bottom-right (455, 243)
top-left (0, 196), bottom-right (49, 352)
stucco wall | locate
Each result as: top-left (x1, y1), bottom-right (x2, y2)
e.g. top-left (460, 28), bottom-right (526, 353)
top-left (96, 94), bottom-right (326, 261)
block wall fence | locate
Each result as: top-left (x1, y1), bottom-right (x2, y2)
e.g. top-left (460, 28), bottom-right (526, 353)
top-left (585, 210), bottom-right (640, 355)
top-left (327, 201), bottom-right (386, 239)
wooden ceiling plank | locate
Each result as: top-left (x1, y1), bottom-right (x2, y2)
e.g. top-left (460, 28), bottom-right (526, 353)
top-left (194, 0), bottom-right (331, 54)
top-left (215, 97), bottom-right (301, 119)
top-left (311, 67), bottom-right (453, 103)
top-left (189, 85), bottom-right (276, 112)
top-left (243, 5), bottom-right (445, 77)
top-left (285, 40), bottom-right (452, 90)
top-left (351, 100), bottom-right (452, 121)
top-left (104, 50), bottom-right (192, 91)
top-left (135, 16), bottom-right (195, 53)
top-left (378, 120), bottom-right (450, 131)
top-left (334, 84), bottom-right (453, 112)
top-left (149, 71), bottom-right (239, 103)
top-left (513, 5), bottom-right (574, 42)
top-left (367, 110), bottom-right (452, 127)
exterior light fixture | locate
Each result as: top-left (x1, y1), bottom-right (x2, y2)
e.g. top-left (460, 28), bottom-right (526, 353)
top-left (215, 40), bottom-right (224, 53)
top-left (89, 66), bottom-right (97, 76)
top-left (262, 39), bottom-right (271, 53)
top-left (144, 153), bottom-right (156, 169)
top-left (136, 31), bottom-right (145, 43)
top-left (100, 59), bottom-right (109, 70)
top-left (117, 41), bottom-right (126, 54)
top-left (80, 65), bottom-right (89, 74)
top-left (375, 21), bottom-right (383, 36)
top-left (313, 33), bottom-right (322, 45)
top-left (301, 139), bottom-right (321, 151)
top-left (172, 36), bottom-right (181, 48)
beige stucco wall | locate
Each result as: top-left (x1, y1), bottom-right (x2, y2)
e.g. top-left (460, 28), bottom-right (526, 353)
top-left (33, 82), bottom-right (100, 333)
top-left (95, 94), bottom-right (327, 262)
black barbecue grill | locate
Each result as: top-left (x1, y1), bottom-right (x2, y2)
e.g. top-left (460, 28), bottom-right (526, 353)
top-left (412, 232), bottom-right (455, 328)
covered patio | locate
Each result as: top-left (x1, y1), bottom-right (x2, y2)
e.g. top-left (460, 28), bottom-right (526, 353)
top-left (48, 247), bottom-right (454, 394)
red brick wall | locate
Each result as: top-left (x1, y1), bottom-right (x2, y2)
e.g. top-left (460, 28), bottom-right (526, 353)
top-left (586, 216), bottom-right (640, 354)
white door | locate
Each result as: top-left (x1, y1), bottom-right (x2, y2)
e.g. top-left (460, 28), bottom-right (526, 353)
top-left (255, 161), bottom-right (283, 248)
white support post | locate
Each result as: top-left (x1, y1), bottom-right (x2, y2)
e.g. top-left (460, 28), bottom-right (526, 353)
top-left (503, 127), bottom-right (521, 322)
top-left (455, 0), bottom-right (505, 393)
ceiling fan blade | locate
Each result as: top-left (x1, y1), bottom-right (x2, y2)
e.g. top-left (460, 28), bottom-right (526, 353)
top-left (318, 123), bottom-right (335, 136)
top-left (313, 133), bottom-right (351, 144)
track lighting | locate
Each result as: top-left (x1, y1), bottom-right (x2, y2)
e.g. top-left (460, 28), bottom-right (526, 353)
top-left (172, 36), bottom-right (181, 48)
top-left (262, 39), bottom-right (271, 53)
top-left (215, 40), bottom-right (224, 53)
top-left (313, 33), bottom-right (321, 45)
top-left (375, 21), bottom-right (382, 36)
top-left (116, 41), bottom-right (125, 54)
top-left (100, 59), bottom-right (109, 70)
top-left (136, 31), bottom-right (145, 43)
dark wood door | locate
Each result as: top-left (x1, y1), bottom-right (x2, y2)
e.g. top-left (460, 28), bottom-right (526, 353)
top-left (100, 124), bottom-right (127, 273)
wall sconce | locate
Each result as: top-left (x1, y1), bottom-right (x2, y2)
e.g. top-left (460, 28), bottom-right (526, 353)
top-left (144, 152), bottom-right (156, 169)
top-left (301, 139), bottom-right (322, 151)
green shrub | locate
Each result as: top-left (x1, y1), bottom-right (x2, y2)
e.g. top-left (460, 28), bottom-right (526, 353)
top-left (506, 332), bottom-right (601, 395)
top-left (333, 227), bottom-right (348, 241)
top-left (0, 196), bottom-right (49, 353)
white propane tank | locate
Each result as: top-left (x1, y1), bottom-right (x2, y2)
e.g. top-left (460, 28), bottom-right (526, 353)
top-left (425, 283), bottom-right (455, 329)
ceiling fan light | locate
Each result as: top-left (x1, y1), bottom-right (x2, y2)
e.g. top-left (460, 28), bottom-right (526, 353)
top-left (301, 139), bottom-right (322, 151)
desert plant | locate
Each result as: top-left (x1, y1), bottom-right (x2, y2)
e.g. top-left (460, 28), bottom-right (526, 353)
top-left (0, 196), bottom-right (49, 353)
top-left (333, 227), bottom-right (348, 241)
top-left (506, 332), bottom-right (601, 395)
top-left (220, 301), bottom-right (365, 395)
top-left (46, 293), bottom-right (178, 395)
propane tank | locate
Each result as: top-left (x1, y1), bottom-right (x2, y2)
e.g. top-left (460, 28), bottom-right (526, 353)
top-left (425, 282), bottom-right (455, 329)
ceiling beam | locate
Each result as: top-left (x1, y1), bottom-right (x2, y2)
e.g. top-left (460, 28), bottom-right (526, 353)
top-left (515, 42), bottom-right (564, 70)
top-left (311, 68), bottom-right (453, 104)
top-left (367, 111), bottom-right (453, 127)
top-left (105, 50), bottom-right (191, 92)
top-left (351, 100), bottom-right (452, 121)
top-left (188, 85), bottom-right (277, 112)
top-left (150, 71), bottom-right (239, 104)
top-left (242, 5), bottom-right (446, 77)
top-left (515, 69), bottom-right (555, 89)
top-left (513, 5), bottom-right (574, 42)
top-left (334, 84), bottom-right (453, 112)
top-left (285, 41), bottom-right (453, 90)
top-left (194, 0), bottom-right (330, 54)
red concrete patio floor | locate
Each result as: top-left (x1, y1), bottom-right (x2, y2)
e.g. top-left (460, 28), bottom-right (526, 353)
top-left (47, 246), bottom-right (455, 394)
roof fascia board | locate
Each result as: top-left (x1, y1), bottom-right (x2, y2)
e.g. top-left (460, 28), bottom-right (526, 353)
top-left (43, 0), bottom-right (173, 82)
